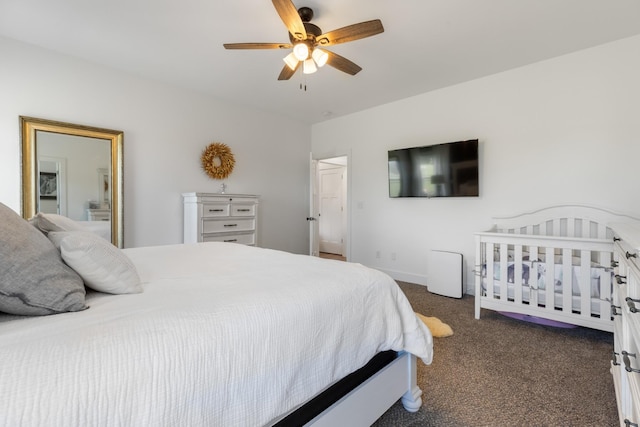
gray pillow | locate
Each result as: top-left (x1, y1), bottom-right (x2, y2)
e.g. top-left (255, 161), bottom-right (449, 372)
top-left (0, 203), bottom-right (87, 315)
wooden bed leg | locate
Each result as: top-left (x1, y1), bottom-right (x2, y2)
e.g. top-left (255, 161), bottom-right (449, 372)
top-left (401, 353), bottom-right (423, 412)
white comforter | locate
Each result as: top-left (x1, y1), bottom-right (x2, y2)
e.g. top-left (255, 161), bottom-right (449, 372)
top-left (0, 243), bottom-right (432, 427)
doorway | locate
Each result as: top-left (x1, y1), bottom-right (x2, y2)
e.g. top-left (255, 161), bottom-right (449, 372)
top-left (38, 156), bottom-right (67, 216)
top-left (310, 155), bottom-right (349, 261)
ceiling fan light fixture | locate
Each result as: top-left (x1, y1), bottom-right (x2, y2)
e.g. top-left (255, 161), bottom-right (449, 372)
top-left (311, 48), bottom-right (328, 67)
top-left (283, 52), bottom-right (299, 70)
top-left (293, 43), bottom-right (309, 61)
top-left (303, 58), bottom-right (317, 74)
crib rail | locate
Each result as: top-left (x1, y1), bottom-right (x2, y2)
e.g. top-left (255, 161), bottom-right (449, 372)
top-left (475, 231), bottom-right (614, 332)
top-left (486, 204), bottom-right (640, 240)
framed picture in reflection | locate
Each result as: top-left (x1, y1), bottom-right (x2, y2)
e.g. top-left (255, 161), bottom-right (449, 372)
top-left (39, 172), bottom-right (57, 200)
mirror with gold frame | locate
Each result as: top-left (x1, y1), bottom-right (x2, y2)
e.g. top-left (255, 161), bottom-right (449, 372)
top-left (20, 116), bottom-right (124, 247)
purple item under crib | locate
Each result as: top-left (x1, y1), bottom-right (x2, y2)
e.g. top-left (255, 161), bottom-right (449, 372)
top-left (498, 311), bottom-right (578, 328)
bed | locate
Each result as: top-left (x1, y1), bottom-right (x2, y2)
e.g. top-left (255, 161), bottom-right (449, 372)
top-left (0, 204), bottom-right (433, 427)
top-left (474, 205), bottom-right (640, 332)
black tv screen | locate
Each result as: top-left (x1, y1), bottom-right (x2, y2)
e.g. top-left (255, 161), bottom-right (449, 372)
top-left (388, 139), bottom-right (479, 198)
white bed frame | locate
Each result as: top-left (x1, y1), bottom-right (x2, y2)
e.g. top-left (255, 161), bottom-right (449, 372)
top-left (271, 352), bottom-right (422, 426)
top-left (474, 205), bottom-right (640, 332)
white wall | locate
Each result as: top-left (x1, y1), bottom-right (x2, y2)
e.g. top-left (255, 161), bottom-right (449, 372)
top-left (311, 35), bottom-right (640, 293)
top-left (0, 36), bottom-right (311, 253)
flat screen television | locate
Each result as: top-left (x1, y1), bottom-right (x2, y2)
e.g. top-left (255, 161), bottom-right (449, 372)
top-left (388, 139), bottom-right (479, 198)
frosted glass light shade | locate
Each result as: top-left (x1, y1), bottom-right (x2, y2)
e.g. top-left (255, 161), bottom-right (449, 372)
top-left (303, 58), bottom-right (317, 74)
top-left (311, 49), bottom-right (328, 67)
top-left (293, 43), bottom-right (309, 61)
top-left (283, 52), bottom-right (299, 70)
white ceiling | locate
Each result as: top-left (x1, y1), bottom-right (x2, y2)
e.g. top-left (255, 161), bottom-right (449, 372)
top-left (1, 0), bottom-right (639, 124)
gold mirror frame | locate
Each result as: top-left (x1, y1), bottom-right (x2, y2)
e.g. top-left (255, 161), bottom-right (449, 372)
top-left (20, 116), bottom-right (124, 247)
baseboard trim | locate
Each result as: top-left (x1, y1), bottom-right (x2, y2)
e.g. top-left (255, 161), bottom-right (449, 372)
top-left (376, 268), bottom-right (427, 286)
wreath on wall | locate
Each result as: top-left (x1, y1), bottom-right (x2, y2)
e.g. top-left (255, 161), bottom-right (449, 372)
top-left (201, 142), bottom-right (235, 180)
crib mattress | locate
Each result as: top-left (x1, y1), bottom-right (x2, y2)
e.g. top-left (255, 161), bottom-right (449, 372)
top-left (482, 278), bottom-right (608, 315)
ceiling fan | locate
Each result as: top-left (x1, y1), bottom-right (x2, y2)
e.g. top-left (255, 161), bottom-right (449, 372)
top-left (223, 0), bottom-right (384, 80)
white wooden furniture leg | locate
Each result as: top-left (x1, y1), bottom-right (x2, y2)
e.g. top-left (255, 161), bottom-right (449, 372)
top-left (401, 352), bottom-right (423, 412)
top-left (306, 352), bottom-right (423, 426)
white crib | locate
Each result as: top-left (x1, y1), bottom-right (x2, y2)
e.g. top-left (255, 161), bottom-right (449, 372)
top-left (474, 205), bottom-right (640, 332)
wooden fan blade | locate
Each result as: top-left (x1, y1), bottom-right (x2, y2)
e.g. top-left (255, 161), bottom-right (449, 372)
top-left (316, 19), bottom-right (384, 46)
top-left (278, 62), bottom-right (300, 80)
top-left (223, 43), bottom-right (292, 50)
top-left (272, 0), bottom-right (306, 40)
top-left (325, 50), bottom-right (362, 76)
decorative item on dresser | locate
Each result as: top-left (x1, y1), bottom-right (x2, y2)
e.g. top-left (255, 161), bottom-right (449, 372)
top-left (183, 192), bottom-right (258, 246)
top-left (610, 221), bottom-right (640, 426)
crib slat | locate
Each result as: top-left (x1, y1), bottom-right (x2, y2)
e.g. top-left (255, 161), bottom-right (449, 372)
top-left (486, 243), bottom-right (495, 300)
top-left (562, 248), bottom-right (573, 315)
top-left (500, 243), bottom-right (508, 302)
top-left (543, 247), bottom-right (554, 311)
top-left (528, 245), bottom-right (539, 310)
top-left (514, 245), bottom-right (523, 305)
top-left (581, 219), bottom-right (590, 239)
top-left (579, 250), bottom-right (591, 317)
top-left (599, 250), bottom-right (613, 318)
top-left (567, 218), bottom-right (575, 238)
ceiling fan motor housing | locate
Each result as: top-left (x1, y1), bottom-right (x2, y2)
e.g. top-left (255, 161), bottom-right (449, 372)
top-left (288, 22), bottom-right (322, 44)
top-left (298, 6), bottom-right (313, 22)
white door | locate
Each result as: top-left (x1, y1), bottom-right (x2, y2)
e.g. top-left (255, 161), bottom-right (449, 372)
top-left (308, 157), bottom-right (320, 257)
top-left (318, 165), bottom-right (344, 255)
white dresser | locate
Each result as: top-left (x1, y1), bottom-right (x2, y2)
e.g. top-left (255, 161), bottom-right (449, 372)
top-left (86, 209), bottom-right (111, 221)
top-left (611, 222), bottom-right (640, 426)
top-left (183, 193), bottom-right (259, 246)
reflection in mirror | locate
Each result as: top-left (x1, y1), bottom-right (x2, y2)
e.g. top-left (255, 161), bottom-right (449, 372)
top-left (20, 117), bottom-right (124, 247)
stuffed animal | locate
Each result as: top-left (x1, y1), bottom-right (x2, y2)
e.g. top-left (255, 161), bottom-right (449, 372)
top-left (416, 313), bottom-right (453, 338)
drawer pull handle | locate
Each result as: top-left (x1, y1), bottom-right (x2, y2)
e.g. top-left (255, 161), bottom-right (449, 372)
top-left (611, 260), bottom-right (619, 268)
top-left (223, 224), bottom-right (238, 227)
top-left (209, 209), bottom-right (224, 212)
top-left (626, 297), bottom-right (640, 313)
top-left (612, 305), bottom-right (622, 316)
top-left (616, 275), bottom-right (627, 285)
top-left (622, 351), bottom-right (640, 373)
top-left (626, 251), bottom-right (638, 259)
top-left (237, 209), bottom-right (251, 212)
top-left (224, 239), bottom-right (238, 242)
top-left (614, 237), bottom-right (622, 242)
top-left (613, 351), bottom-right (620, 366)
top-left (624, 420), bottom-right (638, 427)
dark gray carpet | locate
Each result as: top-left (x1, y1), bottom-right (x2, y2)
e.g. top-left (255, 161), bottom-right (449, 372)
top-left (372, 281), bottom-right (618, 427)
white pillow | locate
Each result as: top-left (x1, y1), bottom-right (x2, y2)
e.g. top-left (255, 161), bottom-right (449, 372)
top-left (30, 212), bottom-right (88, 234)
top-left (48, 231), bottom-right (143, 294)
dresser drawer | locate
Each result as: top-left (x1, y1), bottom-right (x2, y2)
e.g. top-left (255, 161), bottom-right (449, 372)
top-left (231, 204), bottom-right (255, 216)
top-left (202, 232), bottom-right (255, 245)
top-left (202, 218), bottom-right (255, 233)
top-left (201, 204), bottom-right (230, 217)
